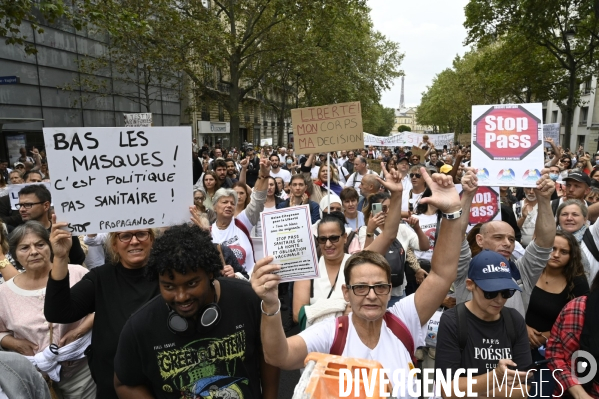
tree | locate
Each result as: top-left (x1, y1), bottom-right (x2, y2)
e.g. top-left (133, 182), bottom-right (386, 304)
top-left (464, 0), bottom-right (599, 148)
top-left (0, 0), bottom-right (80, 54)
top-left (398, 125), bottom-right (411, 132)
top-left (363, 104), bottom-right (395, 136)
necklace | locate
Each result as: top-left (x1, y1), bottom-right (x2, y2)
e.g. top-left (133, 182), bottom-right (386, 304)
top-left (542, 271), bottom-right (560, 285)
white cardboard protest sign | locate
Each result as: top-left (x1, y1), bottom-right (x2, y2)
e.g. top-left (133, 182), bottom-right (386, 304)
top-left (471, 103), bottom-right (544, 187)
top-left (543, 123), bottom-right (560, 147)
top-left (43, 127), bottom-right (192, 234)
top-left (9, 182), bottom-right (53, 210)
top-left (261, 205), bottom-right (320, 282)
top-left (124, 113), bottom-right (152, 127)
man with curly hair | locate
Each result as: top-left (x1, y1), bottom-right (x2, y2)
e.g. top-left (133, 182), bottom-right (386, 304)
top-left (113, 224), bottom-right (279, 399)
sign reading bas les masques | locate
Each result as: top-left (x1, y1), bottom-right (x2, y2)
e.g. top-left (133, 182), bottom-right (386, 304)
top-left (291, 101), bottom-right (363, 154)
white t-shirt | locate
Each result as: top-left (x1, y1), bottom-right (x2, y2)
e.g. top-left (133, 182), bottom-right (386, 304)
top-left (413, 213), bottom-right (438, 262)
top-left (211, 212), bottom-right (255, 274)
top-left (299, 294), bottom-right (426, 399)
top-left (270, 168), bottom-right (292, 184)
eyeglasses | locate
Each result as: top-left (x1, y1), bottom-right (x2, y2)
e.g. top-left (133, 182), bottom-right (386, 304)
top-left (117, 231), bottom-right (150, 243)
top-left (409, 173), bottom-right (422, 179)
top-left (479, 287), bottom-right (516, 300)
top-left (316, 235), bottom-right (341, 245)
top-left (347, 283), bottom-right (392, 296)
top-left (15, 202), bottom-right (44, 210)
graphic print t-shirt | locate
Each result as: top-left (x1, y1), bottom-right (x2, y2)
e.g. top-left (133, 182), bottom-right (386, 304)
top-left (211, 214), bottom-right (255, 274)
top-left (435, 305), bottom-right (531, 377)
top-left (114, 278), bottom-right (263, 399)
top-left (413, 213), bottom-right (438, 262)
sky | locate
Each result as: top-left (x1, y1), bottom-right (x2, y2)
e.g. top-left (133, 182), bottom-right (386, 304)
top-left (367, 0), bottom-right (471, 109)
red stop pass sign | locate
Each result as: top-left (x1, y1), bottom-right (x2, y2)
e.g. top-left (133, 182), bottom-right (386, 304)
top-left (473, 105), bottom-right (541, 160)
top-left (459, 186), bottom-right (500, 225)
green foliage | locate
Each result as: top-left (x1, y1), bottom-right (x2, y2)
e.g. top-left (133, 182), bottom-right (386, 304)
top-left (463, 0), bottom-right (599, 145)
top-left (398, 125), bottom-right (411, 132)
top-left (363, 104), bottom-right (396, 136)
top-left (0, 0), bottom-right (81, 54)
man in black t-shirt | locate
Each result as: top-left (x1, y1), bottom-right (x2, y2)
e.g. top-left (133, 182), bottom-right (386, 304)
top-left (114, 224), bottom-right (279, 399)
top-left (436, 250), bottom-right (532, 398)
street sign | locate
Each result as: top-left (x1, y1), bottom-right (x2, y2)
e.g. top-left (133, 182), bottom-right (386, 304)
top-left (0, 76), bottom-right (20, 85)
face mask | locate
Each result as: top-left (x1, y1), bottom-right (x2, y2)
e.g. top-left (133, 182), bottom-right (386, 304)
top-left (549, 173), bottom-right (559, 181)
top-left (286, 159), bottom-right (292, 165)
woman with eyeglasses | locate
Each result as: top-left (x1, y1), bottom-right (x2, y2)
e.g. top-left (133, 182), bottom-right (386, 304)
top-left (193, 187), bottom-right (216, 224)
top-left (523, 231), bottom-right (589, 397)
top-left (359, 192), bottom-right (430, 307)
top-left (45, 221), bottom-right (158, 399)
top-left (0, 221), bottom-right (96, 397)
top-left (292, 166), bottom-right (407, 328)
top-left (202, 170), bottom-right (220, 210)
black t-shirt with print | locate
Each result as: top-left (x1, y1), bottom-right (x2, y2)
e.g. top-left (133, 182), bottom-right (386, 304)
top-left (435, 305), bottom-right (532, 377)
top-left (114, 278), bottom-right (263, 399)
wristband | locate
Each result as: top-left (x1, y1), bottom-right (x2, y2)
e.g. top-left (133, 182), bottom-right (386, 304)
top-left (366, 232), bottom-right (374, 238)
top-left (260, 299), bottom-right (281, 316)
top-left (441, 208), bottom-right (463, 220)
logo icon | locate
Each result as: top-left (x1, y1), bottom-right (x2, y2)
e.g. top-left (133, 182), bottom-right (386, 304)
top-left (571, 350), bottom-right (598, 385)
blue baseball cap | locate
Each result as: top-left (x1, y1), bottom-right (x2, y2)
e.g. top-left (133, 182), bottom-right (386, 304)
top-left (468, 250), bottom-right (521, 292)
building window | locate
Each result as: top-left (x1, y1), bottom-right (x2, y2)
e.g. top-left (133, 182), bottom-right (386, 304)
top-left (580, 107), bottom-right (589, 124)
top-left (201, 105), bottom-right (210, 121)
top-left (552, 110), bottom-right (558, 124)
top-left (584, 78), bottom-right (592, 94)
top-left (218, 104), bottom-right (224, 121)
top-left (577, 135), bottom-right (585, 149)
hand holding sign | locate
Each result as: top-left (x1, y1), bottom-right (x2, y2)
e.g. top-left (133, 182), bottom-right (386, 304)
top-left (50, 215), bottom-right (72, 260)
top-left (251, 256), bottom-right (281, 306)
top-left (533, 168), bottom-right (555, 199)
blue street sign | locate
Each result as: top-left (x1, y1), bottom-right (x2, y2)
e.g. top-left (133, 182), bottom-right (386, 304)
top-left (0, 76), bottom-right (20, 85)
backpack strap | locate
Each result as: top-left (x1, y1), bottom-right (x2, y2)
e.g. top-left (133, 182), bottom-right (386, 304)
top-left (583, 228), bottom-right (599, 262)
top-left (234, 218), bottom-right (254, 253)
top-left (500, 307), bottom-right (516, 346)
top-left (343, 230), bottom-right (357, 253)
top-left (456, 302), bottom-right (468, 352)
top-left (330, 315), bottom-right (349, 356)
top-left (383, 312), bottom-right (418, 365)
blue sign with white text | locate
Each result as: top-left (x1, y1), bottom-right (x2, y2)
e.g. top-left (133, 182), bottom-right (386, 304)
top-left (0, 76), bottom-right (20, 85)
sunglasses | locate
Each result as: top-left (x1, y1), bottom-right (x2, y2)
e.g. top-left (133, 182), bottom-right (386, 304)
top-left (409, 173), bottom-right (422, 179)
top-left (347, 283), bottom-right (392, 296)
top-left (479, 286), bottom-right (516, 300)
top-left (317, 235), bottom-right (341, 245)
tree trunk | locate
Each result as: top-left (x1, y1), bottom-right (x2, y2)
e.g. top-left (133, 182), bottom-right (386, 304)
top-left (563, 68), bottom-right (577, 150)
top-left (277, 92), bottom-right (286, 146)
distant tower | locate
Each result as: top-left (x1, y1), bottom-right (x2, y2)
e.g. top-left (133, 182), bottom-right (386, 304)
top-left (399, 76), bottom-right (405, 109)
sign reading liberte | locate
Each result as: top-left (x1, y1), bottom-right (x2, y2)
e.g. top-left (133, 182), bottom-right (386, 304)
top-left (291, 101), bottom-right (363, 154)
top-left (471, 103), bottom-right (544, 187)
top-left (261, 205), bottom-right (320, 282)
top-left (43, 127), bottom-right (192, 234)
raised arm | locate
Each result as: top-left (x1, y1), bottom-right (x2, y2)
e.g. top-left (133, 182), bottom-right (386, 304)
top-left (238, 157), bottom-right (248, 186)
top-left (251, 256), bottom-right (308, 370)
top-left (531, 168), bottom-right (556, 248)
top-left (414, 169), bottom-right (463, 326)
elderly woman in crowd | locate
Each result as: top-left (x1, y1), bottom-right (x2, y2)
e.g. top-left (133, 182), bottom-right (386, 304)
top-left (252, 167), bottom-right (464, 393)
top-left (193, 187), bottom-right (216, 224)
top-left (0, 221), bottom-right (95, 398)
top-left (45, 220), bottom-right (158, 399)
top-left (556, 199), bottom-right (595, 283)
top-left (210, 156), bottom-right (270, 276)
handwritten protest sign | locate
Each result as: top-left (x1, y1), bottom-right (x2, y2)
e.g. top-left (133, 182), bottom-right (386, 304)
top-left (291, 101), bottom-right (363, 154)
top-left (43, 127), bottom-right (192, 234)
top-left (261, 205), bottom-right (319, 282)
top-left (456, 185), bottom-right (501, 231)
top-left (124, 113), bottom-right (152, 127)
top-left (471, 103), bottom-right (544, 187)
top-left (543, 123), bottom-right (560, 147)
top-left (9, 182), bottom-right (53, 210)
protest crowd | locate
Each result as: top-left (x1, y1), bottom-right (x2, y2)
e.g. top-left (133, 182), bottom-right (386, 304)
top-left (0, 135), bottom-right (599, 399)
